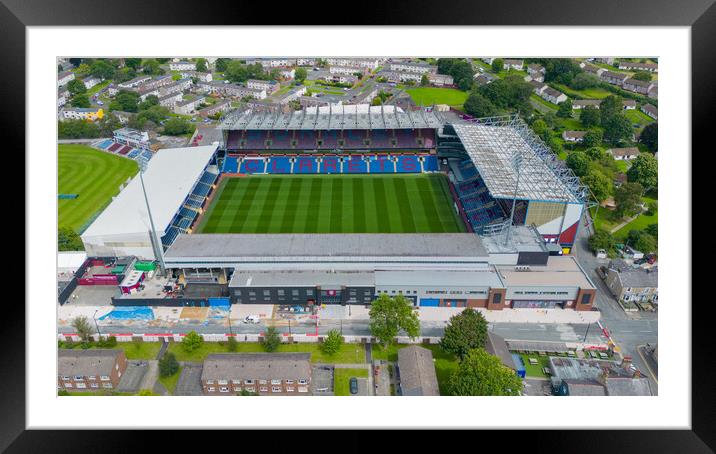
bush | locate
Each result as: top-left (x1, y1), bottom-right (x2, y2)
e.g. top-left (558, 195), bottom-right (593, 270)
top-left (227, 335), bottom-right (238, 352)
top-left (159, 352), bottom-right (180, 377)
top-left (262, 327), bottom-right (281, 352)
top-left (320, 330), bottom-right (343, 356)
top-left (182, 331), bottom-right (203, 352)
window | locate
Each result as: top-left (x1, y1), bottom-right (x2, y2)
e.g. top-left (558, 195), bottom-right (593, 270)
top-left (231, 379), bottom-right (241, 385)
top-left (90, 383), bottom-right (99, 388)
top-left (286, 386), bottom-right (295, 392)
top-left (244, 379), bottom-right (254, 385)
top-left (65, 383), bottom-right (73, 388)
top-left (76, 383), bottom-right (87, 389)
top-left (285, 379), bottom-right (294, 385)
top-left (246, 387), bottom-right (256, 392)
top-left (298, 387), bottom-right (308, 393)
top-left (61, 376), bottom-right (70, 381)
top-left (581, 293), bottom-right (592, 305)
top-left (207, 387), bottom-right (215, 392)
top-left (492, 293), bottom-right (502, 305)
top-left (272, 386), bottom-right (281, 393)
top-left (206, 380), bottom-right (215, 385)
top-left (100, 376), bottom-right (110, 381)
top-left (277, 290), bottom-right (285, 296)
top-left (234, 386), bottom-right (241, 392)
top-left (259, 379), bottom-right (267, 385)
top-left (298, 379), bottom-right (308, 385)
top-left (218, 380), bottom-right (228, 385)
top-left (88, 376), bottom-right (96, 381)
top-left (74, 375), bottom-right (83, 381)
top-left (271, 379), bottom-right (282, 385)
top-left (220, 387), bottom-right (229, 393)
top-left (260, 386), bottom-right (268, 392)
top-left (263, 290), bottom-right (271, 297)
top-left (102, 383), bottom-right (113, 389)
top-left (292, 290), bottom-right (299, 296)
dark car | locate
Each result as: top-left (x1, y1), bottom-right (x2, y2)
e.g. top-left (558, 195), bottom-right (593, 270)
top-left (349, 377), bottom-right (358, 395)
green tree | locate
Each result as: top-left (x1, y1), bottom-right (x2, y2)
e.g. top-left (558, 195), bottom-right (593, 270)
top-left (215, 58), bottom-right (231, 72)
top-left (581, 169), bottom-right (612, 202)
top-left (448, 348), bottom-right (523, 396)
top-left (631, 71), bottom-right (652, 82)
top-left (182, 331), bottom-right (203, 352)
top-left (163, 117), bottom-right (192, 136)
top-left (195, 58), bottom-right (208, 72)
top-left (589, 229), bottom-right (615, 254)
top-left (369, 294), bottom-right (420, 348)
top-left (628, 230), bottom-right (657, 254)
top-left (463, 92), bottom-right (498, 118)
top-left (420, 73), bottom-right (430, 87)
top-left (124, 58), bottom-right (142, 70)
top-left (531, 119), bottom-right (548, 137)
top-left (566, 151), bottom-right (590, 177)
top-left (320, 329), bottom-right (343, 356)
top-left (71, 316), bottom-right (94, 342)
top-left (626, 154), bottom-right (658, 190)
top-left (138, 95), bottom-right (159, 111)
top-left (599, 95), bottom-right (623, 125)
top-left (58, 119), bottom-right (100, 139)
top-left (225, 61), bottom-right (250, 83)
top-left (439, 308), bottom-right (488, 361)
top-left (75, 63), bottom-right (92, 77)
top-left (159, 352), bottom-right (179, 377)
top-left (491, 58), bottom-right (503, 73)
top-left (58, 227), bottom-right (84, 251)
top-left (582, 130), bottom-right (603, 148)
top-left (602, 114), bottom-right (633, 144)
top-left (580, 105), bottom-right (600, 128)
top-left (71, 94), bottom-right (90, 108)
top-left (90, 59), bottom-right (114, 79)
top-left (113, 90), bottom-right (140, 112)
top-left (295, 67), bottom-right (307, 83)
top-left (142, 59), bottom-right (164, 75)
top-left (645, 223), bottom-right (658, 240)
top-left (556, 98), bottom-right (573, 118)
top-left (569, 72), bottom-right (600, 90)
top-left (585, 146), bottom-right (606, 160)
top-left (262, 327), bottom-right (281, 352)
top-left (614, 182), bottom-right (644, 218)
top-left (227, 335), bottom-right (238, 352)
top-left (67, 79), bottom-right (87, 96)
top-left (639, 122), bottom-right (658, 152)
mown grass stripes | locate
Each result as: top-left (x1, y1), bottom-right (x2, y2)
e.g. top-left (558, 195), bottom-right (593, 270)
top-left (196, 174), bottom-right (466, 234)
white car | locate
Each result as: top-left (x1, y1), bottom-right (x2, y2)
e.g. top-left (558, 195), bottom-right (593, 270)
top-left (243, 315), bottom-right (261, 324)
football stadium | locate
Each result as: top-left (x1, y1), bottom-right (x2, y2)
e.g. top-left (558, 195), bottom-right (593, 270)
top-left (78, 104), bottom-right (598, 311)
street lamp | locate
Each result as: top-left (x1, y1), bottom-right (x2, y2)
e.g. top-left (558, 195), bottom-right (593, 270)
top-left (288, 319), bottom-right (291, 336)
top-left (583, 322), bottom-right (591, 344)
top-left (227, 308), bottom-right (233, 336)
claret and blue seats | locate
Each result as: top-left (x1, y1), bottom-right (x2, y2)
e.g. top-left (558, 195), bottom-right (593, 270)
top-left (267, 156), bottom-right (292, 174)
top-left (270, 130), bottom-right (292, 149)
top-left (396, 155), bottom-right (420, 173)
top-left (320, 156), bottom-right (342, 174)
top-left (422, 155), bottom-right (438, 171)
top-left (457, 159), bottom-right (479, 180)
top-left (344, 130), bottom-right (366, 148)
top-left (222, 156), bottom-right (239, 173)
top-left (297, 131), bottom-right (317, 149)
top-left (240, 158), bottom-right (267, 174)
top-left (395, 129), bottom-right (417, 148)
top-left (369, 155), bottom-right (395, 173)
top-left (320, 130), bottom-right (340, 149)
top-left (294, 157), bottom-right (319, 174)
top-left (370, 130), bottom-right (391, 148)
top-left (345, 155), bottom-right (368, 173)
top-left (226, 131), bottom-right (242, 150)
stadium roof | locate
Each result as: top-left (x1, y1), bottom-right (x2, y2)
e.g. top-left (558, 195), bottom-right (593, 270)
top-left (165, 233), bottom-right (488, 261)
top-left (451, 116), bottom-right (590, 204)
top-left (82, 144), bottom-right (217, 239)
top-left (218, 104), bottom-right (446, 131)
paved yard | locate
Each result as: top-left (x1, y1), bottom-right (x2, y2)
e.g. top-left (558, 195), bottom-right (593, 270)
top-left (311, 365), bottom-right (334, 396)
top-left (174, 363), bottom-right (203, 396)
top-left (117, 361), bottom-right (148, 393)
top-left (522, 378), bottom-right (553, 396)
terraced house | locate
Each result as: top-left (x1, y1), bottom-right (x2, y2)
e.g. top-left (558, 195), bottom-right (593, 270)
top-left (58, 349), bottom-right (127, 391)
top-left (201, 353), bottom-right (312, 395)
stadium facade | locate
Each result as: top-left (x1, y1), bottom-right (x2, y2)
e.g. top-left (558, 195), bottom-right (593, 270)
top-left (80, 105), bottom-right (597, 311)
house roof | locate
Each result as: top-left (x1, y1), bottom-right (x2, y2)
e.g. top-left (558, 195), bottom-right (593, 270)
top-left (201, 353), bottom-right (311, 381)
top-left (563, 379), bottom-right (607, 396)
top-left (397, 346), bottom-right (440, 396)
top-left (624, 78), bottom-right (653, 88)
top-left (641, 104), bottom-right (658, 116)
top-left (605, 377), bottom-right (653, 396)
top-left (607, 147), bottom-right (640, 157)
top-left (608, 260), bottom-right (658, 288)
top-left (563, 130), bottom-right (587, 139)
top-left (602, 71), bottom-right (629, 80)
top-left (58, 349), bottom-right (122, 377)
top-left (485, 332), bottom-right (516, 370)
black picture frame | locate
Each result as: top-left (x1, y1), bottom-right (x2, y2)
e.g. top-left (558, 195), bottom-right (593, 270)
top-left (6, 0), bottom-right (711, 450)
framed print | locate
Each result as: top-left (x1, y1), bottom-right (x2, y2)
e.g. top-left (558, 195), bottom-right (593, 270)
top-left (6, 0), bottom-right (712, 450)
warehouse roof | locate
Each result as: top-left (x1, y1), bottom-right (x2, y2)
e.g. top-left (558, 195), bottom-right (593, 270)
top-left (165, 233), bottom-right (489, 260)
top-left (82, 144), bottom-right (217, 238)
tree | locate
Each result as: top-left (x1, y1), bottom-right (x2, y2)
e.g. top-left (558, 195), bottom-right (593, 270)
top-left (295, 67), bottom-right (307, 83)
top-left (163, 117), bottom-right (192, 136)
top-left (420, 74), bottom-right (430, 86)
top-left (71, 316), bottom-right (94, 342)
top-left (159, 352), bottom-right (179, 377)
top-left (142, 59), bottom-right (164, 75)
top-left (540, 58), bottom-right (582, 86)
top-left (215, 58), bottom-right (231, 72)
top-left (182, 331), bottom-right (203, 352)
top-left (462, 92), bottom-right (498, 118)
top-left (585, 146), bottom-right (606, 160)
top-left (138, 95), bottom-right (159, 111)
top-left (645, 223), bottom-right (658, 240)
top-left (599, 95), bottom-right (623, 125)
top-left (320, 329), bottom-right (343, 356)
top-left (566, 151), bottom-right (590, 177)
top-left (627, 230), bottom-right (657, 254)
top-left (227, 335), bottom-right (238, 352)
top-left (614, 182), bottom-right (644, 218)
top-left (58, 227), bottom-right (84, 251)
top-left (631, 70), bottom-right (652, 82)
top-left (67, 79), bottom-right (87, 96)
top-left (581, 130), bottom-right (603, 148)
top-left (90, 59), bottom-right (114, 79)
top-left (626, 154), bottom-right (658, 190)
top-left (580, 105), bottom-right (600, 128)
top-left (71, 94), bottom-right (90, 108)
top-left (195, 58), bottom-right (208, 72)
top-left (639, 122), bottom-right (658, 152)
top-left (439, 308), bottom-right (488, 361)
top-left (569, 72), bottom-right (600, 90)
top-left (491, 58), bottom-right (503, 73)
top-left (124, 58), bottom-right (142, 70)
top-left (581, 169), bottom-right (612, 202)
top-left (225, 60), bottom-right (250, 83)
top-left (262, 327), bottom-right (281, 352)
top-left (368, 294), bottom-right (420, 348)
top-left (113, 90), bottom-right (140, 112)
top-left (530, 119), bottom-right (548, 137)
top-left (556, 98), bottom-right (573, 118)
top-left (589, 229), bottom-right (616, 253)
top-left (448, 348), bottom-right (523, 396)
top-left (602, 113), bottom-right (633, 144)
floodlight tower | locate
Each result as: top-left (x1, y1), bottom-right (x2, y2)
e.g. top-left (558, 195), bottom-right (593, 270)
top-left (504, 149), bottom-right (523, 246)
top-left (139, 168), bottom-right (167, 276)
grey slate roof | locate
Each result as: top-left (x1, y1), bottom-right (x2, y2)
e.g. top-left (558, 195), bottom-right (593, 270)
top-left (398, 346), bottom-right (440, 396)
top-left (563, 379), bottom-right (607, 396)
top-left (605, 377), bottom-right (653, 396)
top-left (201, 353), bottom-right (311, 381)
top-left (485, 332), bottom-right (516, 370)
top-left (58, 349), bottom-right (121, 377)
top-left (165, 233), bottom-right (489, 260)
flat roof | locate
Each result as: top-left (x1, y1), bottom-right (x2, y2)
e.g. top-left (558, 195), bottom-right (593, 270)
top-left (375, 269), bottom-right (503, 288)
top-left (497, 256), bottom-right (594, 288)
top-left (165, 233), bottom-right (489, 260)
top-left (82, 144), bottom-right (217, 239)
top-left (229, 270), bottom-right (375, 288)
top-left (451, 117), bottom-right (588, 203)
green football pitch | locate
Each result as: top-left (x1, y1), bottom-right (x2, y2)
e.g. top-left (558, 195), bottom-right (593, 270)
top-left (196, 173), bottom-right (466, 234)
top-left (58, 144), bottom-right (139, 232)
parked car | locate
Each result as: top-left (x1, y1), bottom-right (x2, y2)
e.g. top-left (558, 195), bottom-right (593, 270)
top-left (349, 377), bottom-right (358, 395)
top-left (243, 315), bottom-right (261, 324)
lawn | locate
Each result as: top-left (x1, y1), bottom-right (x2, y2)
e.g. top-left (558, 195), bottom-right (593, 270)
top-left (517, 353), bottom-right (552, 378)
top-left (624, 109), bottom-right (656, 130)
top-left (58, 341), bottom-right (162, 360)
top-left (58, 144), bottom-right (139, 232)
top-left (551, 83), bottom-right (613, 100)
top-left (196, 174), bottom-right (465, 234)
top-left (158, 366), bottom-right (182, 395)
top-left (86, 80), bottom-right (111, 96)
top-left (406, 87), bottom-right (469, 108)
top-left (167, 341), bottom-right (366, 364)
top-left (613, 196), bottom-right (658, 240)
top-left (371, 343), bottom-right (459, 396)
top-left (530, 94), bottom-right (558, 112)
top-left (334, 367), bottom-right (369, 396)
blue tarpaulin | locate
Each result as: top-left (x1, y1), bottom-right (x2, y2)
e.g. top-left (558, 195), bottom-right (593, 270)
top-left (99, 306), bottom-right (155, 321)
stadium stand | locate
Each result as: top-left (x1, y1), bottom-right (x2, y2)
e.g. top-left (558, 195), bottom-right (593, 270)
top-left (97, 139), bottom-right (114, 150)
top-left (161, 226), bottom-right (180, 247)
top-left (184, 196), bottom-right (204, 209)
top-left (108, 143), bottom-right (122, 153)
top-left (271, 130), bottom-right (292, 149)
top-left (222, 156), bottom-right (239, 173)
top-left (422, 155), bottom-right (439, 171)
top-left (396, 155), bottom-right (421, 173)
top-left (456, 159), bottom-right (479, 180)
top-left (246, 130), bottom-right (267, 149)
top-left (369, 155), bottom-right (395, 173)
top-left (370, 130), bottom-right (391, 148)
top-left (294, 157), bottom-right (319, 174)
top-left (345, 155), bottom-right (368, 173)
top-left (320, 156), bottom-right (342, 174)
top-left (191, 182), bottom-right (212, 198)
top-left (419, 129), bottom-right (436, 148)
top-left (239, 158), bottom-right (267, 174)
top-left (226, 131), bottom-right (242, 150)
top-left (118, 145), bottom-right (132, 155)
top-left (395, 129), bottom-right (417, 148)
top-left (344, 130), bottom-right (366, 148)
top-left (179, 206), bottom-right (198, 219)
top-left (320, 130), bottom-right (340, 149)
top-left (267, 156), bottom-right (292, 174)
top-left (127, 149), bottom-right (141, 159)
top-left (296, 130), bottom-right (317, 149)
top-left (199, 170), bottom-right (218, 186)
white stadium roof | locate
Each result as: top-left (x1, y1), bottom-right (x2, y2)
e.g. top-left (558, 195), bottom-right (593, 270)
top-left (451, 116), bottom-right (590, 203)
top-left (82, 144), bottom-right (217, 239)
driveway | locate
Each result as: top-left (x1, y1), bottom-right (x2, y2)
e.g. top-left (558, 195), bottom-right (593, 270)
top-left (175, 363), bottom-right (203, 396)
top-left (311, 365), bottom-right (334, 396)
top-left (117, 361), bottom-right (148, 393)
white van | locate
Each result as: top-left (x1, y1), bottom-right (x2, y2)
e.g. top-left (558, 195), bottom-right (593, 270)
top-left (243, 315), bottom-right (261, 324)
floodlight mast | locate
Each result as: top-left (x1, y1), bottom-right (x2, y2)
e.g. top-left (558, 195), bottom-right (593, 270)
top-left (505, 151), bottom-right (523, 246)
top-left (139, 169), bottom-right (167, 276)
